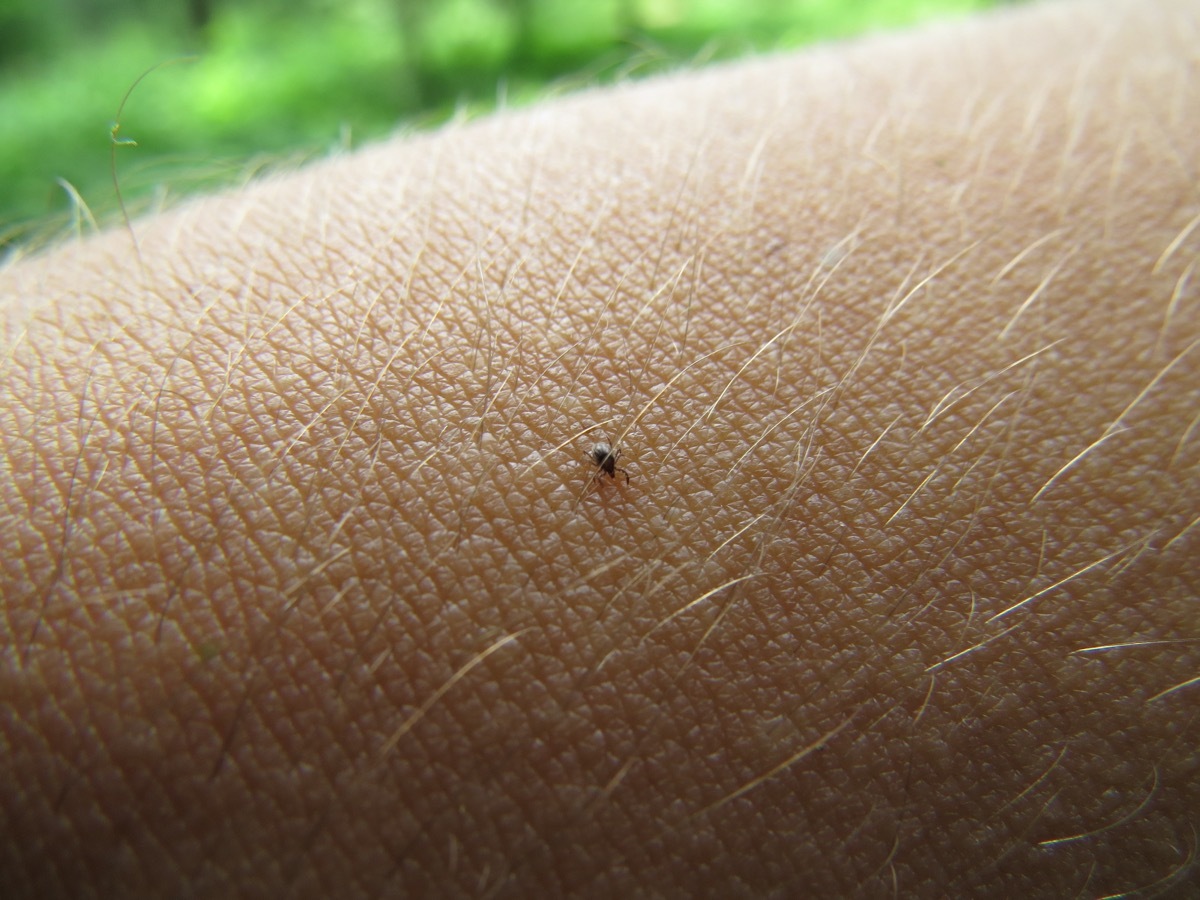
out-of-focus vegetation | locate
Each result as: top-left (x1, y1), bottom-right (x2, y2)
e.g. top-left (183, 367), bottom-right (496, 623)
top-left (0, 0), bottom-right (1002, 249)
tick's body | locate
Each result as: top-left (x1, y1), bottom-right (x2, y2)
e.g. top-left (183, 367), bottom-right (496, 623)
top-left (590, 442), bottom-right (630, 485)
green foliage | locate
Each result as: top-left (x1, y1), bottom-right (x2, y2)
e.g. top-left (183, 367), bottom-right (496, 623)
top-left (0, 0), bottom-right (1000, 249)
top-left (418, 0), bottom-right (517, 74)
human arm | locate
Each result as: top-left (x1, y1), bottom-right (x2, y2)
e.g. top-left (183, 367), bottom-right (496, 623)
top-left (2, 0), bottom-right (1199, 895)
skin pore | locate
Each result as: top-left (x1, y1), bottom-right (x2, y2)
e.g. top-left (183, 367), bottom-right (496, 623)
top-left (2, 0), bottom-right (1198, 895)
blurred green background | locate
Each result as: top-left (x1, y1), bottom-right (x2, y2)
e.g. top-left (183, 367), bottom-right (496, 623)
top-left (0, 0), bottom-right (1007, 251)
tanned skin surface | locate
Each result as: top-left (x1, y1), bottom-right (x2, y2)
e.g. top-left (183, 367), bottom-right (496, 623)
top-left (1, 0), bottom-right (1198, 895)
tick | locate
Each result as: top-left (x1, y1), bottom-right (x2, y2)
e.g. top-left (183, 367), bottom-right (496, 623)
top-left (589, 441), bottom-right (630, 485)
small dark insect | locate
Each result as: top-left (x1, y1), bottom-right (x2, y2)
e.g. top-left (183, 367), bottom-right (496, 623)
top-left (589, 441), bottom-right (631, 485)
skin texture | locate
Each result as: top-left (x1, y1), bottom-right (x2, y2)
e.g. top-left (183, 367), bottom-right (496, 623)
top-left (2, 0), bottom-right (1199, 895)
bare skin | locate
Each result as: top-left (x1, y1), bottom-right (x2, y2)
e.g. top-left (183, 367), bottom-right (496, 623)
top-left (2, 0), bottom-right (1199, 895)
